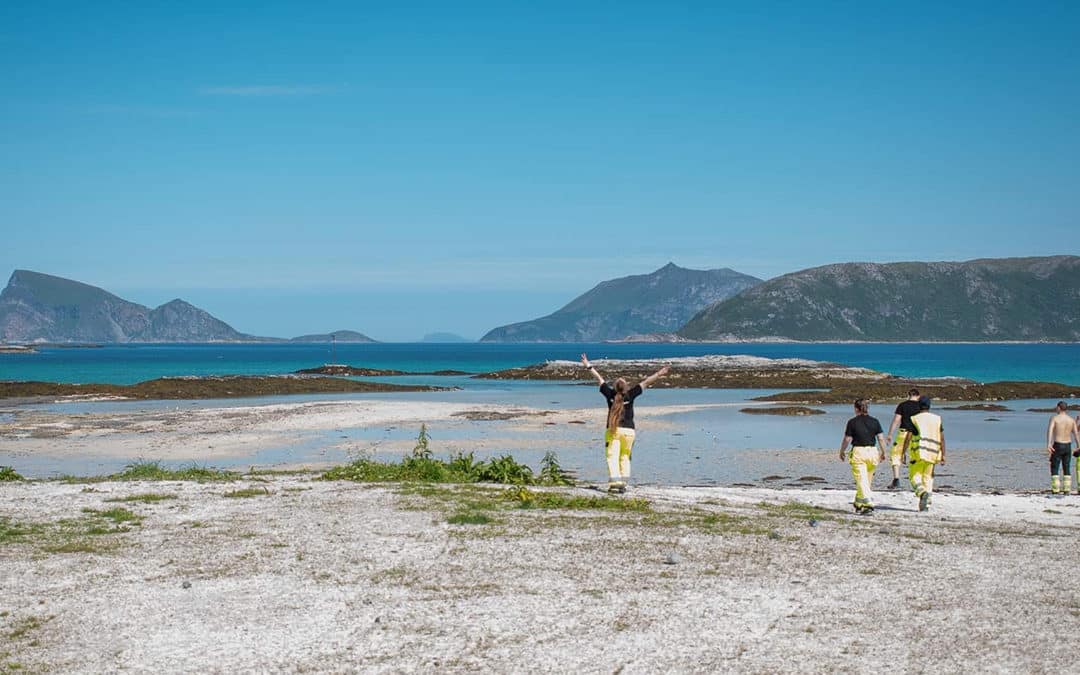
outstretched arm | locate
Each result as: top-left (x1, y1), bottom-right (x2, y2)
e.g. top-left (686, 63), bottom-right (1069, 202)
top-left (581, 353), bottom-right (604, 384)
top-left (638, 365), bottom-right (670, 390)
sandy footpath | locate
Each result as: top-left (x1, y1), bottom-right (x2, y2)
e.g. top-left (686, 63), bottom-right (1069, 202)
top-left (3, 476), bottom-right (1079, 673)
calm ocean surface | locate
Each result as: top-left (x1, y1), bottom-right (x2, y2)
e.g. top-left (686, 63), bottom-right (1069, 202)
top-left (2, 342), bottom-right (1080, 385)
top-left (3, 342), bottom-right (1078, 485)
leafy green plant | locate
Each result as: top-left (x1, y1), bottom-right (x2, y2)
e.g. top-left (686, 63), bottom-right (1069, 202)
top-left (322, 426), bottom-right (543, 486)
top-left (411, 424), bottom-right (433, 459)
top-left (538, 452), bottom-right (574, 486)
top-left (447, 451), bottom-right (483, 480)
top-left (0, 466), bottom-right (23, 482)
top-left (478, 454), bottom-right (533, 485)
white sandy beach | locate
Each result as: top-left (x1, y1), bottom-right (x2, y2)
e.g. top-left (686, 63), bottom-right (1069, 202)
top-left (2, 476), bottom-right (1079, 673)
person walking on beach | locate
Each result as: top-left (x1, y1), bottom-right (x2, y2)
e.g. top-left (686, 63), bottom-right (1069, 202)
top-left (886, 388), bottom-right (922, 490)
top-left (904, 396), bottom-right (944, 512)
top-left (581, 353), bottom-right (670, 493)
top-left (1046, 402), bottom-right (1079, 495)
top-left (839, 398), bottom-right (887, 514)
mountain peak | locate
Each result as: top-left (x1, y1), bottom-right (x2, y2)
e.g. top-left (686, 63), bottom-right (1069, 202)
top-left (481, 265), bottom-right (761, 342)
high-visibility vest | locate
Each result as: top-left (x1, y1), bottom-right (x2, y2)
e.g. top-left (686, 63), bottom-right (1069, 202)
top-left (911, 411), bottom-right (943, 463)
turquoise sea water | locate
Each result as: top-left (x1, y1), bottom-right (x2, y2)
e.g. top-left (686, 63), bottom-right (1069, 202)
top-left (2, 343), bottom-right (1078, 485)
top-left (2, 342), bottom-right (1079, 385)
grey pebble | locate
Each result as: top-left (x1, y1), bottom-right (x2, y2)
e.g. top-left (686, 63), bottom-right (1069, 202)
top-left (181, 580), bottom-right (191, 589)
top-left (663, 553), bottom-right (680, 565)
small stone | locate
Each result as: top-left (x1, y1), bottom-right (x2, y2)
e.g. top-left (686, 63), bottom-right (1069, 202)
top-left (663, 553), bottom-right (680, 565)
top-left (181, 581), bottom-right (191, 589)
top-left (807, 518), bottom-right (818, 527)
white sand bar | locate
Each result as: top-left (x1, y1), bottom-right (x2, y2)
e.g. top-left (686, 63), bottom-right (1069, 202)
top-left (2, 477), bottom-right (1078, 672)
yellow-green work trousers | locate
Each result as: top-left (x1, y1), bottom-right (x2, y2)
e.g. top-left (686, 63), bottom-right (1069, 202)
top-left (891, 431), bottom-right (912, 468)
top-left (909, 459), bottom-right (936, 498)
top-left (605, 427), bottom-right (636, 487)
top-left (850, 446), bottom-right (878, 509)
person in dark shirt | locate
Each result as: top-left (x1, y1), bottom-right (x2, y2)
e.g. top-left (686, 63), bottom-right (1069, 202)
top-left (581, 353), bottom-right (670, 493)
top-left (885, 388), bottom-right (922, 489)
top-left (839, 398), bottom-right (887, 514)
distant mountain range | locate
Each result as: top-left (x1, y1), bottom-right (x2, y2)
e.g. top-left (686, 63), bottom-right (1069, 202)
top-left (0, 271), bottom-right (375, 343)
top-left (289, 331), bottom-right (376, 343)
top-left (481, 263), bottom-right (762, 342)
top-left (679, 256), bottom-right (1080, 341)
top-left (6, 257), bottom-right (1077, 345)
top-left (421, 332), bottom-right (471, 343)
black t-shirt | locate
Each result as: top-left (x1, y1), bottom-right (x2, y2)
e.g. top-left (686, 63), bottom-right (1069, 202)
top-left (894, 400), bottom-right (921, 433)
top-left (845, 415), bottom-right (883, 447)
top-left (600, 382), bottom-right (644, 429)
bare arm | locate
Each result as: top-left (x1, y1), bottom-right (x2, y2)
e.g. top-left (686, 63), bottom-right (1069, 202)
top-left (875, 433), bottom-right (887, 463)
top-left (886, 412), bottom-right (902, 439)
top-left (1048, 418), bottom-right (1055, 453)
top-left (580, 353), bottom-right (605, 385)
top-left (839, 435), bottom-right (852, 461)
top-left (638, 365), bottom-right (670, 390)
top-left (939, 432), bottom-right (945, 465)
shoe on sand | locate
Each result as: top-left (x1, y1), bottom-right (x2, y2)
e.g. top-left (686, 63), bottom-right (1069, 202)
top-left (889, 478), bottom-right (900, 490)
top-left (918, 492), bottom-right (930, 512)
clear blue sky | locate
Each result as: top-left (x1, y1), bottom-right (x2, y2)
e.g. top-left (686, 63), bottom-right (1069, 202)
top-left (2, 1), bottom-right (1077, 340)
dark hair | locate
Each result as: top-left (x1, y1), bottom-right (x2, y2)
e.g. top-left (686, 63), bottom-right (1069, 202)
top-left (607, 378), bottom-right (629, 433)
top-left (908, 388), bottom-right (920, 397)
top-left (1057, 401), bottom-right (1068, 412)
top-left (854, 398), bottom-right (869, 414)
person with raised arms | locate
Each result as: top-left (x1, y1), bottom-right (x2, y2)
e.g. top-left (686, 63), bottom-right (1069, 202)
top-left (581, 354), bottom-right (670, 494)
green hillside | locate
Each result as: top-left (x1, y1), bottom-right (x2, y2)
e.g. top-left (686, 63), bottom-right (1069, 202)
top-left (679, 256), bottom-right (1080, 341)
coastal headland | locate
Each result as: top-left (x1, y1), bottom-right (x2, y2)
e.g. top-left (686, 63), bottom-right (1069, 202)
top-left (476, 357), bottom-right (1080, 402)
top-left (0, 375), bottom-right (443, 401)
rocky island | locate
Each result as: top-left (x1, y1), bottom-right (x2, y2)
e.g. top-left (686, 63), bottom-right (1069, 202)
top-left (475, 356), bottom-right (1080, 402)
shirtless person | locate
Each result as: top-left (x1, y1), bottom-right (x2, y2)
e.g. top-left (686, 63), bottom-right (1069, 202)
top-left (1046, 402), bottom-right (1080, 495)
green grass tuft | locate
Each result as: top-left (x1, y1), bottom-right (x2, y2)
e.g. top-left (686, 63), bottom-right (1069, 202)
top-left (223, 487), bottom-right (270, 498)
top-left (104, 492), bottom-right (177, 503)
top-left (447, 512), bottom-right (495, 525)
top-left (502, 486), bottom-right (651, 511)
top-left (109, 460), bottom-right (240, 482)
top-left (0, 466), bottom-right (24, 482)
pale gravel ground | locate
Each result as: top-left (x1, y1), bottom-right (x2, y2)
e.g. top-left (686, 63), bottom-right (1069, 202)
top-left (3, 477), bottom-right (1079, 674)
